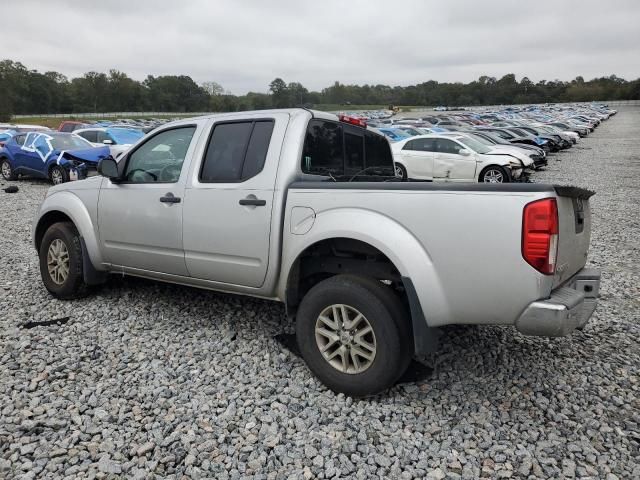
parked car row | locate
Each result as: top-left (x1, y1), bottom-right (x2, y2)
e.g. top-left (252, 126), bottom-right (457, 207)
top-left (0, 125), bottom-right (145, 185)
top-left (58, 117), bottom-right (176, 133)
top-left (363, 103), bottom-right (616, 183)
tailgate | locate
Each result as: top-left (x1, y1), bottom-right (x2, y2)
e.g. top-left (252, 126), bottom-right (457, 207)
top-left (553, 186), bottom-right (595, 287)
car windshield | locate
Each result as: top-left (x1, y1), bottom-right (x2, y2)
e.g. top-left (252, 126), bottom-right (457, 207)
top-left (49, 134), bottom-right (93, 150)
top-left (483, 132), bottom-right (510, 144)
top-left (458, 136), bottom-right (491, 154)
top-left (466, 133), bottom-right (494, 146)
top-left (109, 128), bottom-right (144, 144)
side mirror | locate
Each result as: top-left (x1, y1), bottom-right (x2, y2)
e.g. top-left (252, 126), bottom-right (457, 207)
top-left (458, 148), bottom-right (471, 156)
top-left (97, 157), bottom-right (120, 181)
top-left (102, 139), bottom-right (113, 145)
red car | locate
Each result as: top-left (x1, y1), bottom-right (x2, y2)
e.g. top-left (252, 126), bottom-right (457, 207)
top-left (57, 121), bottom-right (87, 133)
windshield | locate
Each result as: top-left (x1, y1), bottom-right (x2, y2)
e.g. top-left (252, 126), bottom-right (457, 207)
top-left (400, 127), bottom-right (422, 135)
top-left (483, 132), bottom-right (510, 144)
top-left (49, 134), bottom-right (93, 150)
top-left (458, 136), bottom-right (491, 154)
top-left (466, 133), bottom-right (494, 146)
top-left (109, 128), bottom-right (144, 145)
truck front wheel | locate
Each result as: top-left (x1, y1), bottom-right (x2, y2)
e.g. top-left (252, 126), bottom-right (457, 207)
top-left (39, 222), bottom-right (89, 299)
top-left (296, 275), bottom-right (411, 396)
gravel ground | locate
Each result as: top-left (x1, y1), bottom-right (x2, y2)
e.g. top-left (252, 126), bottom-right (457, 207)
top-left (1, 109), bottom-right (638, 480)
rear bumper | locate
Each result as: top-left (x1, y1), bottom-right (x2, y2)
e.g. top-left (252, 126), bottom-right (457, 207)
top-left (515, 268), bottom-right (601, 337)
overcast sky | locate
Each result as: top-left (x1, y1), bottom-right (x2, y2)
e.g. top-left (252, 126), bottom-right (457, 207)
top-left (5, 0), bottom-right (640, 94)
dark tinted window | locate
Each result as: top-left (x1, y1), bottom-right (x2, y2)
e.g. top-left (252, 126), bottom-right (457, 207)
top-left (344, 132), bottom-right (364, 172)
top-left (364, 131), bottom-right (393, 167)
top-left (403, 138), bottom-right (436, 152)
top-left (302, 120), bottom-right (393, 177)
top-left (435, 138), bottom-right (463, 154)
top-left (60, 123), bottom-right (76, 132)
top-left (79, 130), bottom-right (98, 143)
top-left (200, 120), bottom-right (274, 182)
top-left (302, 120), bottom-right (343, 174)
top-left (241, 121), bottom-right (274, 179)
top-left (14, 134), bottom-right (26, 146)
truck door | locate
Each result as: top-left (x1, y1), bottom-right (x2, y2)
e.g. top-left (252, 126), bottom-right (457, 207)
top-left (98, 124), bottom-right (201, 275)
top-left (182, 113), bottom-right (287, 287)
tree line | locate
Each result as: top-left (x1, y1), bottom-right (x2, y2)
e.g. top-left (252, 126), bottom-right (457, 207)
top-left (1, 59), bottom-right (639, 120)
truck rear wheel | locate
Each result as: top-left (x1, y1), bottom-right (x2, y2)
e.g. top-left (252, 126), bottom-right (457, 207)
top-left (296, 274), bottom-right (411, 396)
top-left (39, 222), bottom-right (89, 299)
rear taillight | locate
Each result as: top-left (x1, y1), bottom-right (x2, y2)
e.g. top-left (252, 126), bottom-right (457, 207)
top-left (522, 198), bottom-right (558, 275)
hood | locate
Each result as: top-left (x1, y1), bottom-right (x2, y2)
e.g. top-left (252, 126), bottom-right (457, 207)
top-left (56, 146), bottom-right (110, 165)
top-left (487, 147), bottom-right (533, 167)
top-left (46, 174), bottom-right (104, 197)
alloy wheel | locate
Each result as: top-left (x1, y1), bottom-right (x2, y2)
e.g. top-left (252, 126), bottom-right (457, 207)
top-left (47, 239), bottom-right (70, 285)
top-left (51, 168), bottom-right (64, 185)
top-left (1, 161), bottom-right (11, 179)
top-left (483, 169), bottom-right (504, 183)
top-left (315, 304), bottom-right (377, 374)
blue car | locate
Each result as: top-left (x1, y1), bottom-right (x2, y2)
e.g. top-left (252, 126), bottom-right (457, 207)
top-left (376, 128), bottom-right (412, 142)
top-left (0, 129), bottom-right (16, 143)
top-left (0, 131), bottom-right (110, 184)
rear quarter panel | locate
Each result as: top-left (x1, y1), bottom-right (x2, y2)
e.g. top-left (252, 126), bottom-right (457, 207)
top-left (280, 186), bottom-right (556, 327)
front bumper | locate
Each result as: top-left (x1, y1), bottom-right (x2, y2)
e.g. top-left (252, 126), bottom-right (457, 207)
top-left (515, 268), bottom-right (601, 337)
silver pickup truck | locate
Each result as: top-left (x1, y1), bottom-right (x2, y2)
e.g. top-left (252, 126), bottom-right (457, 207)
top-left (32, 109), bottom-right (601, 396)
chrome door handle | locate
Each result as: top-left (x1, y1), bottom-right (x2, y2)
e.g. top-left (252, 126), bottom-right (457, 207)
top-left (239, 198), bottom-right (266, 206)
top-left (160, 193), bottom-right (181, 204)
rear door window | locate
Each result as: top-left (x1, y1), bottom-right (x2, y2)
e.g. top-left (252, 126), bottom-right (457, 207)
top-left (199, 120), bottom-right (274, 182)
top-left (403, 138), bottom-right (436, 152)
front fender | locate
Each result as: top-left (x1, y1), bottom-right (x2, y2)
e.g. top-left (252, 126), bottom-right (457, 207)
top-left (33, 191), bottom-right (105, 269)
top-left (278, 207), bottom-right (450, 327)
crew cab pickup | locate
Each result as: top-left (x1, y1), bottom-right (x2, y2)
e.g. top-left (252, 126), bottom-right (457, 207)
top-left (32, 109), bottom-right (601, 396)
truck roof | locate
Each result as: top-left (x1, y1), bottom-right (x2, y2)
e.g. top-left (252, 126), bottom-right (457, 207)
top-left (179, 108), bottom-right (338, 124)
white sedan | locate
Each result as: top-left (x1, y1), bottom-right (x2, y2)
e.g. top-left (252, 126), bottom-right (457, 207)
top-left (392, 134), bottom-right (523, 183)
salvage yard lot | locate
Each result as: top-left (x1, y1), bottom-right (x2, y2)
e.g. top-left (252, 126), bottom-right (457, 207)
top-left (1, 109), bottom-right (638, 479)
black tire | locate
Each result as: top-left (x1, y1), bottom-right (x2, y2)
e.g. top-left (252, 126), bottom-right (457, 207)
top-left (296, 274), bottom-right (412, 396)
top-left (394, 163), bottom-right (408, 180)
top-left (1, 158), bottom-right (16, 180)
top-left (39, 222), bottom-right (89, 299)
top-left (49, 165), bottom-right (69, 185)
top-left (479, 165), bottom-right (511, 183)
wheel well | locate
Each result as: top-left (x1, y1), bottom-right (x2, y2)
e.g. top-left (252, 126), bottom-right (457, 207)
top-left (285, 238), bottom-right (405, 314)
top-left (34, 211), bottom-right (73, 251)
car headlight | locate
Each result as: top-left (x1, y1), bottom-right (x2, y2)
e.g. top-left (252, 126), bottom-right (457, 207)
top-left (508, 159), bottom-right (523, 168)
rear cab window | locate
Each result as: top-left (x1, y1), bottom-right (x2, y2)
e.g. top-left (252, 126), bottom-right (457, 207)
top-left (301, 119), bottom-right (394, 180)
top-left (199, 120), bottom-right (275, 183)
